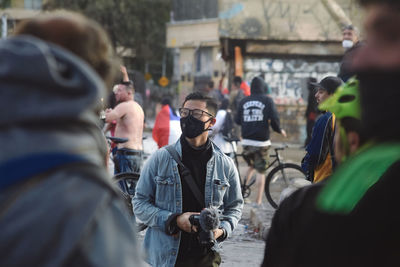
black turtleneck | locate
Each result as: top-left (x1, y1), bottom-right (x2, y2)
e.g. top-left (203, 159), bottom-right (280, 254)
top-left (177, 136), bottom-right (212, 260)
top-left (180, 135), bottom-right (212, 212)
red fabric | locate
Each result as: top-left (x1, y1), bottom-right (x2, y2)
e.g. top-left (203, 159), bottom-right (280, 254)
top-left (240, 81), bottom-right (251, 96)
top-left (152, 105), bottom-right (170, 148)
top-left (308, 112), bottom-right (317, 121)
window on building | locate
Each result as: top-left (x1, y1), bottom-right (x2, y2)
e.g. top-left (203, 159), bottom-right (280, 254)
top-left (0, 0), bottom-right (11, 8)
top-left (195, 47), bottom-right (212, 77)
top-left (172, 0), bottom-right (218, 21)
top-left (24, 0), bottom-right (42, 10)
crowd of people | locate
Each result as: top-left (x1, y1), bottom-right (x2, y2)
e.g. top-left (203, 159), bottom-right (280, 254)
top-left (1, 0), bottom-right (400, 266)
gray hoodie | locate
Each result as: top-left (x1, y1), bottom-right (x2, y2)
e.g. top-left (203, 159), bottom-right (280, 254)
top-left (0, 36), bottom-right (144, 266)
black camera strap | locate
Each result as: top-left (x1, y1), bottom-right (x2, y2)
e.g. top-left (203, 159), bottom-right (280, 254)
top-left (165, 145), bottom-right (204, 207)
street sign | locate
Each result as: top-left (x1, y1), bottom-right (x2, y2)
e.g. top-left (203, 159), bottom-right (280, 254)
top-left (144, 72), bottom-right (152, 81)
top-left (159, 76), bottom-right (169, 87)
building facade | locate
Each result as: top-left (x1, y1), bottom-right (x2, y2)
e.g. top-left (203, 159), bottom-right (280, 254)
top-left (166, 0), bottom-right (225, 103)
top-left (218, 0), bottom-right (362, 142)
top-left (1, 0), bottom-right (42, 38)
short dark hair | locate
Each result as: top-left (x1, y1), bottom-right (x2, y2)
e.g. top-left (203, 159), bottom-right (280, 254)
top-left (342, 24), bottom-right (354, 31)
top-left (207, 81), bottom-right (215, 89)
top-left (182, 92), bottom-right (217, 117)
top-left (233, 76), bottom-right (242, 86)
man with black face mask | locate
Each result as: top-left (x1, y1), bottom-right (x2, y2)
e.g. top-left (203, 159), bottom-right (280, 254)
top-left (134, 92), bottom-right (243, 267)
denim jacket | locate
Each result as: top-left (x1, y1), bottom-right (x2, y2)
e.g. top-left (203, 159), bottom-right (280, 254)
top-left (133, 139), bottom-right (243, 267)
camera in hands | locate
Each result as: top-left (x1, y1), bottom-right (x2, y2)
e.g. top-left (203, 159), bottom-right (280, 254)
top-left (189, 207), bottom-right (220, 248)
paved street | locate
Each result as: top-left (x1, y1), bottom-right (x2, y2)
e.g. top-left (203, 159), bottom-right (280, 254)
top-left (219, 203), bottom-right (267, 266)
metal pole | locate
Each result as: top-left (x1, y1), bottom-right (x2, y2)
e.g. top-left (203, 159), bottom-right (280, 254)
top-left (162, 53), bottom-right (166, 77)
top-left (1, 14), bottom-right (7, 39)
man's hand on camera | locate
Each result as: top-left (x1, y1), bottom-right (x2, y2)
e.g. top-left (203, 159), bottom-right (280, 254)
top-left (177, 212), bottom-right (200, 233)
top-left (213, 228), bottom-right (224, 239)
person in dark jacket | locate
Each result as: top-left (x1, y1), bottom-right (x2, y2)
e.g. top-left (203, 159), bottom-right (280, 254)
top-left (235, 77), bottom-right (287, 205)
top-left (338, 24), bottom-right (363, 82)
top-left (301, 76), bottom-right (342, 183)
top-left (0, 11), bottom-right (143, 267)
top-left (262, 0), bottom-right (400, 265)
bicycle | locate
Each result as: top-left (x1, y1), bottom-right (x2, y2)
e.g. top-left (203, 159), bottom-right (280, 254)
top-left (226, 138), bottom-right (306, 209)
top-left (106, 136), bottom-right (147, 231)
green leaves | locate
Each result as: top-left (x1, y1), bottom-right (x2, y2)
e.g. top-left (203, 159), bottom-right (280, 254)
top-left (44, 0), bottom-right (171, 74)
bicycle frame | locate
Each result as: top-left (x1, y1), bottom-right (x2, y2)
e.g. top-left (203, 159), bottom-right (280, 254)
top-left (229, 139), bottom-right (286, 198)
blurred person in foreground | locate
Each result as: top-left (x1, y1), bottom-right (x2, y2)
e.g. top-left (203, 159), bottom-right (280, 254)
top-left (152, 97), bottom-right (182, 148)
top-left (301, 76), bottom-right (342, 183)
top-left (263, 78), bottom-right (365, 267)
top-left (0, 11), bottom-right (143, 266)
top-left (262, 0), bottom-right (400, 264)
top-left (134, 92), bottom-right (243, 267)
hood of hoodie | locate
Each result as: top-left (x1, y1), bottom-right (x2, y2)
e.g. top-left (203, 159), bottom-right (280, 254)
top-left (0, 36), bottom-right (108, 167)
top-left (250, 76), bottom-right (267, 95)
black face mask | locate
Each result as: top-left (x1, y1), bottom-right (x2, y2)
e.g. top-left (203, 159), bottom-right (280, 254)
top-left (180, 115), bottom-right (210, 139)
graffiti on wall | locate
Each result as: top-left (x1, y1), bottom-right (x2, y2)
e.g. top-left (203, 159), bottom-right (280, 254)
top-left (244, 58), bottom-right (340, 105)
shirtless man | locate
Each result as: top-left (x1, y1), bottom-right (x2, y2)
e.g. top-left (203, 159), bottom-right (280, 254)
top-left (105, 80), bottom-right (144, 174)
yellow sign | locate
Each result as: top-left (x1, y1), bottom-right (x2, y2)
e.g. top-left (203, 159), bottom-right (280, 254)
top-left (144, 72), bottom-right (152, 81)
top-left (159, 76), bottom-right (169, 87)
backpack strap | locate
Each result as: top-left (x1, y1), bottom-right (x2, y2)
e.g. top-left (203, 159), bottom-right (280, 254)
top-left (165, 145), bottom-right (204, 206)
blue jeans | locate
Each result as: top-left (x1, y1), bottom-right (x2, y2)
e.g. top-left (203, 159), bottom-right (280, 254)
top-left (114, 149), bottom-right (142, 194)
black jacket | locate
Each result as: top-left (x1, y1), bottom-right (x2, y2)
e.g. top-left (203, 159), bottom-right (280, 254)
top-left (235, 78), bottom-right (281, 141)
top-left (263, 159), bottom-right (400, 267)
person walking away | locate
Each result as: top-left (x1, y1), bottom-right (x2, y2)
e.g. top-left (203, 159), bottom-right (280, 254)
top-left (152, 97), bottom-right (182, 148)
top-left (0, 11), bottom-right (143, 266)
top-left (133, 92), bottom-right (243, 267)
top-left (105, 80), bottom-right (144, 174)
top-left (301, 76), bottom-right (342, 183)
top-left (229, 76), bottom-right (245, 139)
top-left (229, 76), bottom-right (245, 116)
top-left (235, 76), bottom-right (287, 206)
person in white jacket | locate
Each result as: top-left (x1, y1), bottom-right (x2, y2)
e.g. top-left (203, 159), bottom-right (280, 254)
top-left (210, 98), bottom-right (236, 155)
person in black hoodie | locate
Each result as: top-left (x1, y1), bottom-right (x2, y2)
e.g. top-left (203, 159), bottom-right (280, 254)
top-left (235, 77), bottom-right (287, 205)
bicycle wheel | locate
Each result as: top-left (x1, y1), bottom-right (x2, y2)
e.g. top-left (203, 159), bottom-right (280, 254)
top-left (265, 163), bottom-right (306, 209)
